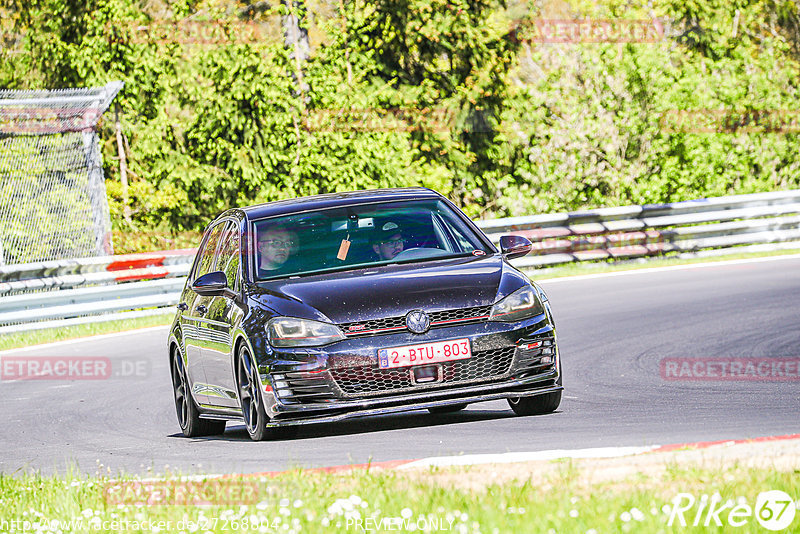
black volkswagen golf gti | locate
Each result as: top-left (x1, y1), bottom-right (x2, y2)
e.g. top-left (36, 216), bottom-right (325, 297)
top-left (168, 188), bottom-right (562, 440)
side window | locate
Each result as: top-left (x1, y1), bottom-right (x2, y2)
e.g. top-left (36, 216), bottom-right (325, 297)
top-left (194, 222), bottom-right (226, 280)
top-left (449, 223), bottom-right (476, 252)
top-left (216, 221), bottom-right (241, 290)
top-left (435, 202), bottom-right (484, 252)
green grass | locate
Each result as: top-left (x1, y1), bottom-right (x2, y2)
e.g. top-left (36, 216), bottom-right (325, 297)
top-left (526, 247), bottom-right (800, 280)
top-left (0, 463), bottom-right (797, 533)
top-left (0, 314), bottom-right (173, 352)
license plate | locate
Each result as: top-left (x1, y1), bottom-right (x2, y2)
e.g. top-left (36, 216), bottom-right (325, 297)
top-left (378, 338), bottom-right (471, 369)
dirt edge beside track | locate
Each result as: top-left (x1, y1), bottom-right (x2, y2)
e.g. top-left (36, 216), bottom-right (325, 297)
top-left (397, 439), bottom-right (800, 492)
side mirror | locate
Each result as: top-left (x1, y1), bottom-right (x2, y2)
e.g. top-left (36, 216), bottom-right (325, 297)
top-left (191, 271), bottom-right (229, 296)
top-left (499, 235), bottom-right (532, 259)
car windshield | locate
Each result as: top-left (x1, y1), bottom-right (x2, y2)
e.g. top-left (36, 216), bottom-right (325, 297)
top-left (252, 199), bottom-right (490, 280)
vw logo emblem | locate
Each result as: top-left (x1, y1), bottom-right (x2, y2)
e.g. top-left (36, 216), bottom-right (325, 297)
top-left (405, 310), bottom-right (430, 334)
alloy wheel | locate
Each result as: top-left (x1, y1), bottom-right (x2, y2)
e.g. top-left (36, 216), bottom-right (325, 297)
top-left (237, 348), bottom-right (261, 434)
top-left (171, 353), bottom-right (189, 429)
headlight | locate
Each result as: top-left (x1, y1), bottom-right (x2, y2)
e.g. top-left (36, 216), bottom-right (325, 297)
top-left (489, 285), bottom-right (544, 322)
top-left (266, 317), bottom-right (345, 348)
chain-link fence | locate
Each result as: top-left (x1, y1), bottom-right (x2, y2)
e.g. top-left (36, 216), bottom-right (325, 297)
top-left (0, 81), bottom-right (122, 266)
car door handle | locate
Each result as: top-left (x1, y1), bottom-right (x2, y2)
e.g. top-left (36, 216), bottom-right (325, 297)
top-left (196, 305), bottom-right (208, 314)
top-left (177, 302), bottom-right (188, 311)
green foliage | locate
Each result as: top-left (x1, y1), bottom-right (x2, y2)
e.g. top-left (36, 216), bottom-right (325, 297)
top-left (499, 0), bottom-right (800, 215)
top-left (1, 0), bottom-right (800, 242)
top-left (339, 0), bottom-right (520, 216)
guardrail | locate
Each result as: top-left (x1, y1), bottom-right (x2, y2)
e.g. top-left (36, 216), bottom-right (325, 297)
top-left (0, 250), bottom-right (196, 334)
top-left (479, 189), bottom-right (800, 269)
top-left (2, 189), bottom-right (799, 334)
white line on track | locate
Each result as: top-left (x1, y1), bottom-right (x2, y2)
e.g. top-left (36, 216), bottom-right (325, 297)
top-left (536, 253), bottom-right (800, 284)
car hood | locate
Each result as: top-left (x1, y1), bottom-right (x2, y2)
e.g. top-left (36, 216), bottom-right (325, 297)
top-left (250, 255), bottom-right (528, 324)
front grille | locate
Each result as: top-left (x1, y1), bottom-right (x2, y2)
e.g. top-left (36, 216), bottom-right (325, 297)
top-left (430, 305), bottom-right (492, 325)
top-left (340, 316), bottom-right (406, 336)
top-left (339, 305), bottom-right (492, 337)
top-left (330, 366), bottom-right (412, 395)
top-left (330, 346), bottom-right (516, 397)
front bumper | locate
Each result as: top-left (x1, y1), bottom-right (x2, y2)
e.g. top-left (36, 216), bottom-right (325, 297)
top-left (266, 380), bottom-right (562, 427)
top-left (258, 314), bottom-right (560, 423)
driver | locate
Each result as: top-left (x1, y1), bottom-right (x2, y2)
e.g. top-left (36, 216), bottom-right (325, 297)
top-left (372, 221), bottom-right (405, 260)
top-left (257, 225), bottom-right (297, 274)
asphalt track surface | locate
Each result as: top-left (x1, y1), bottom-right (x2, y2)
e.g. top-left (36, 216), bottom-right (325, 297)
top-left (1, 256), bottom-right (799, 476)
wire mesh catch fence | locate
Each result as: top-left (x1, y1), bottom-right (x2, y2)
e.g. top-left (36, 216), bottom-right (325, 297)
top-left (0, 81), bottom-right (122, 266)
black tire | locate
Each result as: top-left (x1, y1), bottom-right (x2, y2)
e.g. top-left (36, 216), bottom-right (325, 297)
top-left (171, 347), bottom-right (226, 437)
top-left (428, 403), bottom-right (468, 414)
top-left (236, 345), bottom-right (271, 441)
top-left (507, 390), bottom-right (562, 416)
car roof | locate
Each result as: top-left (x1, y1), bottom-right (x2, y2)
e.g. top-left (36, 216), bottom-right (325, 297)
top-left (240, 187), bottom-right (442, 220)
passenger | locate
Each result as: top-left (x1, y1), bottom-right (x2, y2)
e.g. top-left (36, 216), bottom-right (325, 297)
top-left (372, 221), bottom-right (405, 261)
top-left (257, 225), bottom-right (297, 275)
